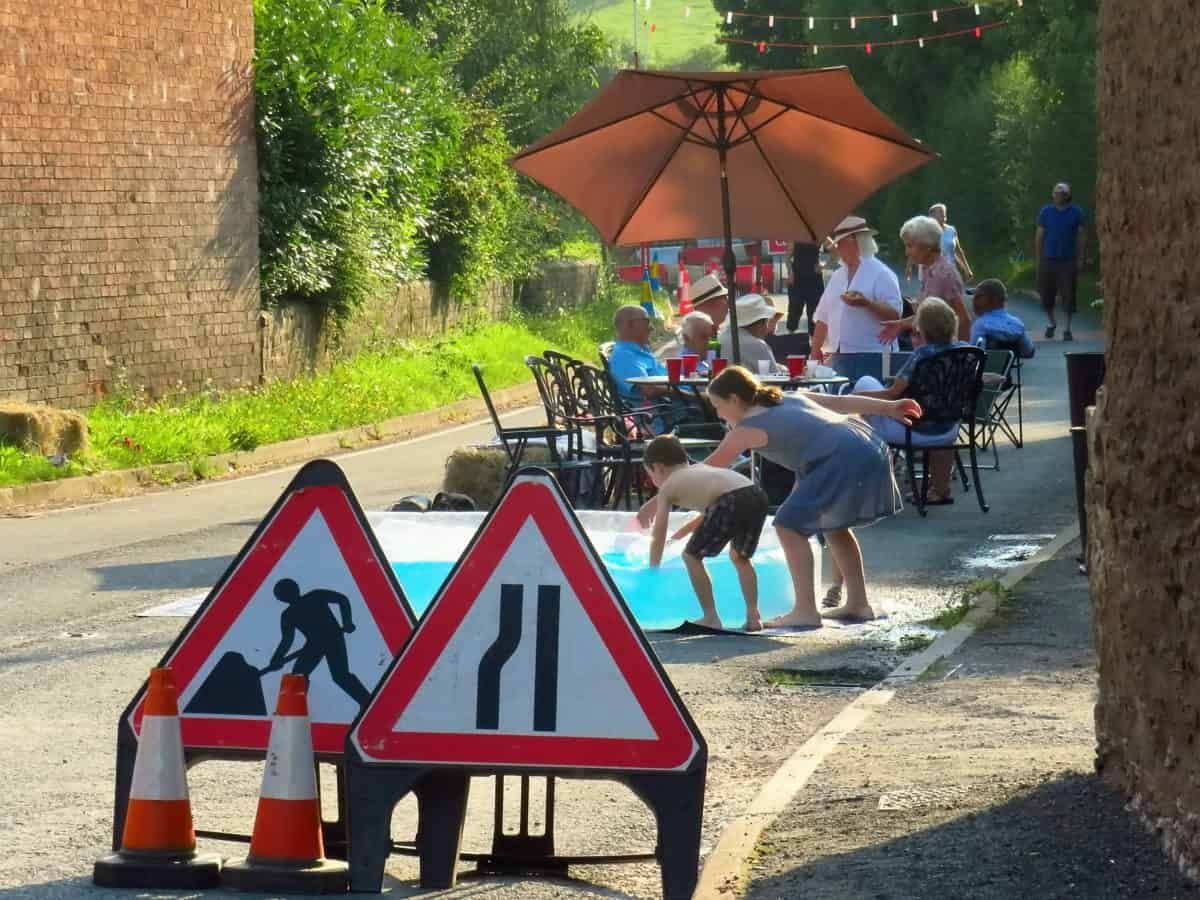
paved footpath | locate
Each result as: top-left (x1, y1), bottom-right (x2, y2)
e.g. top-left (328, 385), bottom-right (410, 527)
top-left (744, 542), bottom-right (1199, 900)
top-left (0, 296), bottom-right (1116, 898)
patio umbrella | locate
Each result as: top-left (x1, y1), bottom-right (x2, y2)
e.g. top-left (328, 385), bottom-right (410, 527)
top-left (509, 67), bottom-right (937, 363)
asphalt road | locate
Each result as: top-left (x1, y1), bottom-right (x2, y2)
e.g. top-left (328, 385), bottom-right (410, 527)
top-left (0, 295), bottom-right (1100, 897)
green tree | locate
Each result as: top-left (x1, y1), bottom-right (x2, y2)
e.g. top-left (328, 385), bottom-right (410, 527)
top-left (254, 0), bottom-right (460, 314)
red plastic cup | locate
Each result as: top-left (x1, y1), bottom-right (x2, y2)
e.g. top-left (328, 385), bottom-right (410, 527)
top-left (681, 354), bottom-right (699, 377)
top-left (786, 355), bottom-right (807, 378)
top-left (710, 357), bottom-right (728, 377)
top-left (666, 357), bottom-right (683, 382)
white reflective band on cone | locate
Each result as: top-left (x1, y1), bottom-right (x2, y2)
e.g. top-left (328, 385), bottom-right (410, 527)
top-left (259, 716), bottom-right (318, 800)
top-left (130, 715), bottom-right (189, 801)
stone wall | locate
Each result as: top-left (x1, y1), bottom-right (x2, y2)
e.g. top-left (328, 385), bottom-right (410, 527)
top-left (0, 0), bottom-right (259, 408)
top-left (263, 262), bottom-right (600, 381)
top-left (1091, 0), bottom-right (1200, 879)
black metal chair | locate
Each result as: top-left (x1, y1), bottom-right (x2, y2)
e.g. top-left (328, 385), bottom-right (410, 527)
top-left (887, 345), bottom-right (988, 516)
top-left (472, 363), bottom-right (579, 497)
top-left (764, 331), bottom-right (811, 362)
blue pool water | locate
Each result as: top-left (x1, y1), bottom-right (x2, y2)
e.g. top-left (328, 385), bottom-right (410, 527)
top-left (391, 547), bottom-right (796, 632)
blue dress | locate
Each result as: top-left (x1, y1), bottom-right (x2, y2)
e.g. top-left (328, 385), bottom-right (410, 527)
top-left (738, 394), bottom-right (902, 535)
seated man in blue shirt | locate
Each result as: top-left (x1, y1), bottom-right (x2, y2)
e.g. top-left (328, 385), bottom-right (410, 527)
top-left (609, 304), bottom-right (670, 408)
top-left (970, 278), bottom-right (1035, 358)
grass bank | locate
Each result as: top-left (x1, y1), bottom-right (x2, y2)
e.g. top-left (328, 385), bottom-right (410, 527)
top-left (0, 287), bottom-right (665, 489)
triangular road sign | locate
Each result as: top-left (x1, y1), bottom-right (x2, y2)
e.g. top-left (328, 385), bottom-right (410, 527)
top-left (125, 460), bottom-right (415, 755)
top-left (351, 469), bottom-right (703, 772)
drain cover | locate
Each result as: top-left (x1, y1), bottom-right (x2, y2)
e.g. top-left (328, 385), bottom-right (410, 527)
top-left (877, 785), bottom-right (970, 811)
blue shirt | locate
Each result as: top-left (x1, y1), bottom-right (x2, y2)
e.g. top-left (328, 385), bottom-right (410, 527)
top-left (971, 309), bottom-right (1035, 358)
top-left (1038, 204), bottom-right (1085, 260)
top-left (896, 341), bottom-right (971, 381)
top-left (608, 341), bottom-right (666, 403)
top-left (940, 224), bottom-right (957, 263)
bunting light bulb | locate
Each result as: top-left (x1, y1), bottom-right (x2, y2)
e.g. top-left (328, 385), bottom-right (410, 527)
top-left (892, 13), bottom-right (899, 25)
top-left (644, 0), bottom-right (649, 9)
top-left (768, 14), bottom-right (774, 27)
top-left (974, 25), bottom-right (982, 37)
top-left (813, 44), bottom-right (819, 54)
top-left (1017, 0), bottom-right (1023, 5)
top-left (850, 15), bottom-right (857, 28)
top-left (726, 10), bottom-right (732, 24)
top-left (865, 41), bottom-right (872, 54)
top-left (758, 41), bottom-right (766, 53)
top-left (808, 16), bottom-right (815, 28)
top-left (919, 37), bottom-right (925, 47)
top-left (684, 5), bottom-right (691, 16)
top-left (932, 9), bottom-right (939, 21)
top-left (974, 3), bottom-right (981, 14)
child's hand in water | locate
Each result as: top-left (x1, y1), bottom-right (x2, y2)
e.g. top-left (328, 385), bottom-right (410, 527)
top-left (888, 398), bottom-right (923, 425)
top-left (636, 497), bottom-right (658, 529)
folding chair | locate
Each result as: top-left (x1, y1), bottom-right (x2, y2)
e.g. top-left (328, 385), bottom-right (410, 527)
top-left (979, 337), bottom-right (1026, 448)
top-left (968, 349), bottom-right (1016, 471)
top-left (887, 346), bottom-right (988, 516)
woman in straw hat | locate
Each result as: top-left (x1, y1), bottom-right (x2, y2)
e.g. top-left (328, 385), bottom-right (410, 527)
top-left (696, 366), bottom-right (921, 626)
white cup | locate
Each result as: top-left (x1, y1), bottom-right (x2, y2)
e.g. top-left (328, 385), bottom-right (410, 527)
top-left (757, 359), bottom-right (771, 375)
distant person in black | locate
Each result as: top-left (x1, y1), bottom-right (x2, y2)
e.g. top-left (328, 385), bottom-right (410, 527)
top-left (263, 578), bottom-right (371, 709)
top-left (786, 242), bottom-right (824, 334)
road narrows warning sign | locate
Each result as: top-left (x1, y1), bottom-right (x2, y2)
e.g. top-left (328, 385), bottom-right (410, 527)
top-left (350, 470), bottom-right (702, 772)
top-left (125, 461), bottom-right (415, 756)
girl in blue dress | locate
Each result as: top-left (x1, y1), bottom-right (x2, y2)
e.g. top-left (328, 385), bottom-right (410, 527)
top-left (702, 368), bottom-right (921, 627)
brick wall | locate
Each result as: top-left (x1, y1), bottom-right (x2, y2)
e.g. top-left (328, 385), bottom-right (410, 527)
top-left (0, 0), bottom-right (260, 408)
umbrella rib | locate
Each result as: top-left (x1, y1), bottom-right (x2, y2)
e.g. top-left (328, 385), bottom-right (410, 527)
top-left (647, 109), bottom-right (718, 148)
top-left (728, 98), bottom-right (819, 243)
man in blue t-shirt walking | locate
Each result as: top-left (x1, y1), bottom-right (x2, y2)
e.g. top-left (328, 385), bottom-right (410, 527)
top-left (1035, 182), bottom-right (1088, 341)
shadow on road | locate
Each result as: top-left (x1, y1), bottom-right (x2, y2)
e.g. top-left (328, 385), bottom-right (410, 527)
top-left (747, 773), bottom-right (1199, 900)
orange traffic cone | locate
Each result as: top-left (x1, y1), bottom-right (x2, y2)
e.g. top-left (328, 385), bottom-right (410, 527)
top-left (221, 675), bottom-right (348, 894)
top-left (677, 263), bottom-right (693, 315)
top-left (94, 667), bottom-right (221, 888)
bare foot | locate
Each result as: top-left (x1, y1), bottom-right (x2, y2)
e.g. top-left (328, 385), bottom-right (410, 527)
top-left (743, 612), bottom-right (763, 633)
top-left (822, 603), bottom-right (876, 623)
top-left (764, 610), bottom-right (822, 629)
top-left (691, 614), bottom-right (724, 630)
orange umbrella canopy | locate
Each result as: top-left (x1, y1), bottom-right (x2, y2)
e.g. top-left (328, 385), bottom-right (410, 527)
top-left (510, 67), bottom-right (936, 247)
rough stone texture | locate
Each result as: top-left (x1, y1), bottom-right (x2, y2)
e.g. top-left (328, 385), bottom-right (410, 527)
top-left (0, 0), bottom-right (260, 408)
top-left (519, 260), bottom-right (600, 312)
top-left (263, 263), bottom-right (600, 381)
top-left (1092, 0), bottom-right (1200, 880)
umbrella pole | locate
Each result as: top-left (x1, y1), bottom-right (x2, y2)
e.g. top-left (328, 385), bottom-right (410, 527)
top-left (716, 90), bottom-right (740, 366)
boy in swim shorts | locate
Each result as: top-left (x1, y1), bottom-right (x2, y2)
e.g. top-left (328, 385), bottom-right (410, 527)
top-left (640, 435), bottom-right (770, 632)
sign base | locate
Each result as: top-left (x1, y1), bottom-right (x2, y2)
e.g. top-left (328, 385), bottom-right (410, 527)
top-left (345, 752), bottom-right (707, 899)
top-left (221, 857), bottom-right (349, 895)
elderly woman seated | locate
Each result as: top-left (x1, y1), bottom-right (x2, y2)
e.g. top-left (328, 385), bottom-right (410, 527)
top-left (677, 310), bottom-right (716, 373)
top-left (720, 294), bottom-right (785, 373)
top-left (854, 297), bottom-right (967, 504)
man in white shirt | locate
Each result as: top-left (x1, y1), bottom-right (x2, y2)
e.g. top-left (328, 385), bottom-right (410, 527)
top-left (810, 216), bottom-right (903, 359)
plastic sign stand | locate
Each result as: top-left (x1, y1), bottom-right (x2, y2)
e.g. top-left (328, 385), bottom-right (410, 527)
top-left (344, 468), bottom-right (707, 899)
top-left (110, 459), bottom-right (415, 855)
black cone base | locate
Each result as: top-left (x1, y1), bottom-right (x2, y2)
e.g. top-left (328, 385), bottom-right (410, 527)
top-left (93, 850), bottom-right (222, 889)
top-left (221, 856), bottom-right (349, 894)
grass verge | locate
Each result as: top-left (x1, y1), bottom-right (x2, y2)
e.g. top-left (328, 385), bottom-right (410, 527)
top-left (922, 578), bottom-right (1012, 631)
top-left (0, 285), bottom-right (668, 489)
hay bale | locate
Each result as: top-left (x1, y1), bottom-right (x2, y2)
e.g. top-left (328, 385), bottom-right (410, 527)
top-left (0, 402), bottom-right (89, 456)
top-left (443, 445), bottom-right (553, 509)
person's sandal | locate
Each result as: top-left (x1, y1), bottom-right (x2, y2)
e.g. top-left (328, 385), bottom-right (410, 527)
top-left (821, 583), bottom-right (843, 609)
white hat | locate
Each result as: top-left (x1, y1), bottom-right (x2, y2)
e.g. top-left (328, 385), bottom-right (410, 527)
top-left (1053, 182), bottom-right (1071, 194)
top-left (829, 215), bottom-right (876, 243)
top-left (690, 273), bottom-right (728, 307)
top-left (734, 293), bottom-right (781, 326)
